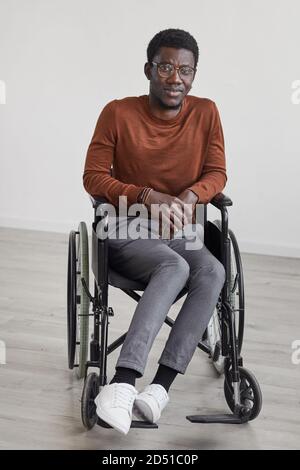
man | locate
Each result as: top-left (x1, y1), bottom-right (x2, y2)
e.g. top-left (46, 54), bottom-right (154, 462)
top-left (83, 28), bottom-right (227, 435)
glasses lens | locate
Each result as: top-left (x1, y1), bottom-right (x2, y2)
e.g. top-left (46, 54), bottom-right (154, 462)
top-left (157, 64), bottom-right (194, 78)
top-left (179, 67), bottom-right (194, 77)
top-left (157, 64), bottom-right (173, 77)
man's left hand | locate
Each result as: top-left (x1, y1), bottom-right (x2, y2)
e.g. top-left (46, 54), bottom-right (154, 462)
top-left (176, 189), bottom-right (199, 225)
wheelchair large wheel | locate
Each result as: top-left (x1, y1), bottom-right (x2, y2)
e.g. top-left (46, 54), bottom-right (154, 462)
top-left (224, 367), bottom-right (262, 420)
top-left (81, 372), bottom-right (99, 430)
top-left (67, 221), bottom-right (90, 379)
top-left (207, 220), bottom-right (245, 374)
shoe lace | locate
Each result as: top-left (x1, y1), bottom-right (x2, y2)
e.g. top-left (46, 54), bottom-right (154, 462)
top-left (112, 385), bottom-right (136, 411)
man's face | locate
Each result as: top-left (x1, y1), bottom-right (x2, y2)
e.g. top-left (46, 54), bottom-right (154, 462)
top-left (145, 46), bottom-right (196, 109)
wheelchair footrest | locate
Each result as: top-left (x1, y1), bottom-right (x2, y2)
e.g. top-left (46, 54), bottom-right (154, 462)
top-left (97, 418), bottom-right (113, 428)
top-left (186, 414), bottom-right (246, 424)
top-left (131, 420), bottom-right (158, 429)
top-left (97, 418), bottom-right (158, 429)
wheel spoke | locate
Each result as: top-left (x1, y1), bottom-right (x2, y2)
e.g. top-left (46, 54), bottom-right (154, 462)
top-left (242, 386), bottom-right (254, 402)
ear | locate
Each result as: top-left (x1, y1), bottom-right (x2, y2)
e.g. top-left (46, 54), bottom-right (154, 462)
top-left (144, 62), bottom-right (151, 80)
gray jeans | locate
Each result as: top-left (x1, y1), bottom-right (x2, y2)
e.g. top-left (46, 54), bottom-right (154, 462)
top-left (103, 216), bottom-right (226, 378)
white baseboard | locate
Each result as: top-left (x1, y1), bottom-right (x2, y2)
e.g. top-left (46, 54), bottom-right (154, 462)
top-left (0, 216), bottom-right (81, 235)
top-left (236, 240), bottom-right (300, 259)
top-left (0, 216), bottom-right (299, 258)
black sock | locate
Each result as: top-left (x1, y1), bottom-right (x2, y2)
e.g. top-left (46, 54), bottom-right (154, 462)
top-left (151, 364), bottom-right (178, 392)
top-left (110, 367), bottom-right (139, 387)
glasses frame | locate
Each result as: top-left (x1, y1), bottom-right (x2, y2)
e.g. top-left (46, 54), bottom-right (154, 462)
top-left (151, 61), bottom-right (196, 79)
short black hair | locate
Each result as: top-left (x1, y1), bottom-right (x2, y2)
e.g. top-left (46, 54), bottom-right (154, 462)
top-left (147, 28), bottom-right (199, 69)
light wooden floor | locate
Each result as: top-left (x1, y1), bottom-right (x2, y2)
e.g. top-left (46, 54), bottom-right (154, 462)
top-left (0, 227), bottom-right (299, 450)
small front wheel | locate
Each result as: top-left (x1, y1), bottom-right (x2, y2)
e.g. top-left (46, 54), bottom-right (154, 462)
top-left (81, 373), bottom-right (99, 430)
top-left (224, 367), bottom-right (262, 420)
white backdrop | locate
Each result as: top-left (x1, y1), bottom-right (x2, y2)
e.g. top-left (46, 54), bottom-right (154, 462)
top-left (0, 0), bottom-right (299, 257)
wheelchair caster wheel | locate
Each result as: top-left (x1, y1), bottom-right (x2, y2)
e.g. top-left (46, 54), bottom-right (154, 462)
top-left (224, 367), bottom-right (262, 421)
top-left (81, 373), bottom-right (99, 430)
top-left (239, 405), bottom-right (252, 418)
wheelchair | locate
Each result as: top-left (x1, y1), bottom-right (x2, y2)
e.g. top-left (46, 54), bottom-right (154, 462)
top-left (67, 192), bottom-right (262, 430)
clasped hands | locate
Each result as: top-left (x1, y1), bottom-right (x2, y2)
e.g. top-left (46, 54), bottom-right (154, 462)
top-left (143, 189), bottom-right (199, 239)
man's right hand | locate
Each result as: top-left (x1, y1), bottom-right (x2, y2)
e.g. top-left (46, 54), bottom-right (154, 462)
top-left (143, 190), bottom-right (190, 238)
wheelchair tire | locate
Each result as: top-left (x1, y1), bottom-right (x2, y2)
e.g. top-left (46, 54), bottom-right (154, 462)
top-left (207, 220), bottom-right (245, 374)
top-left (224, 367), bottom-right (262, 420)
top-left (81, 372), bottom-right (99, 430)
top-left (67, 230), bottom-right (77, 369)
top-left (228, 227), bottom-right (245, 353)
top-left (67, 222), bottom-right (90, 379)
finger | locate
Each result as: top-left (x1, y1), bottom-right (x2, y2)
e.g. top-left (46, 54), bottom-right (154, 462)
top-left (151, 198), bottom-right (187, 227)
top-left (170, 201), bottom-right (188, 227)
top-left (163, 210), bottom-right (176, 232)
top-left (161, 205), bottom-right (181, 231)
top-left (176, 199), bottom-right (192, 225)
top-left (171, 210), bottom-right (185, 230)
top-left (160, 210), bottom-right (176, 238)
top-left (182, 201), bottom-right (194, 224)
top-left (174, 198), bottom-right (194, 224)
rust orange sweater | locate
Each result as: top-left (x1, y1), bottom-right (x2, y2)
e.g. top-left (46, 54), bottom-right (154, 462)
top-left (83, 94), bottom-right (227, 207)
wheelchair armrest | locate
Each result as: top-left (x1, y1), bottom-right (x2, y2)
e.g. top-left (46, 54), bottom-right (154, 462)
top-left (89, 195), bottom-right (110, 209)
top-left (209, 192), bottom-right (233, 210)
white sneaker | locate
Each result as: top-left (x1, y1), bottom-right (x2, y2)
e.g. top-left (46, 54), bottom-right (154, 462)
top-left (133, 383), bottom-right (169, 423)
top-left (94, 383), bottom-right (138, 435)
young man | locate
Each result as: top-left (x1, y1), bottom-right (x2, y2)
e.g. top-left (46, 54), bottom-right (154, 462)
top-left (83, 28), bottom-right (227, 434)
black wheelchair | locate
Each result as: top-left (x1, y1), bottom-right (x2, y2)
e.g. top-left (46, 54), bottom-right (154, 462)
top-left (67, 192), bottom-right (262, 430)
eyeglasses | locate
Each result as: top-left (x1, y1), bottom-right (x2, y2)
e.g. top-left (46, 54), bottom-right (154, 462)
top-left (151, 61), bottom-right (195, 79)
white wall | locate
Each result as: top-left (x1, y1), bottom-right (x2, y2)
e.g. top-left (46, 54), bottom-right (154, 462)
top-left (0, 0), bottom-right (299, 257)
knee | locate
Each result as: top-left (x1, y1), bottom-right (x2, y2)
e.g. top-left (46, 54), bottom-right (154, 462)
top-left (191, 258), bottom-right (225, 288)
top-left (160, 255), bottom-right (190, 284)
top-left (175, 257), bottom-right (190, 283)
top-left (209, 259), bottom-right (226, 287)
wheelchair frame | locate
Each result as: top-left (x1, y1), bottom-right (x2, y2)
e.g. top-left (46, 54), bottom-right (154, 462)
top-left (68, 193), bottom-right (262, 429)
